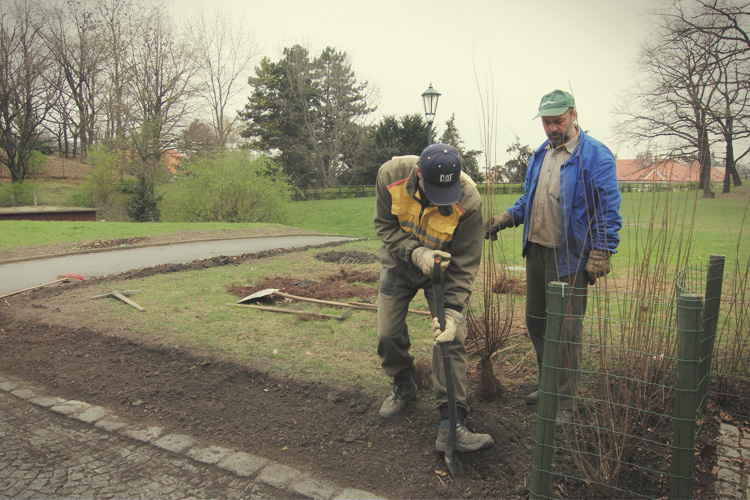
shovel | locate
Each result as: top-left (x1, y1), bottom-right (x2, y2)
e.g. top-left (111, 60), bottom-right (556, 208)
top-left (238, 288), bottom-right (431, 316)
top-left (92, 290), bottom-right (145, 311)
top-left (433, 256), bottom-right (464, 478)
top-left (229, 302), bottom-right (351, 321)
top-left (0, 274), bottom-right (84, 300)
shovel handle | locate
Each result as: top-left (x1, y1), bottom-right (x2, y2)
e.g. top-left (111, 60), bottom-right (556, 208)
top-left (112, 292), bottom-right (146, 311)
top-left (0, 278), bottom-right (68, 300)
top-left (433, 257), bottom-right (446, 330)
top-left (229, 303), bottom-right (348, 320)
top-left (433, 258), bottom-right (459, 475)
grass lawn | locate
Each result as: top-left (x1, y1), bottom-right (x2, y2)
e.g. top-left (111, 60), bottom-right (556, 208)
top-left (49, 239), bottom-right (410, 395)
top-left (0, 221), bottom-right (284, 250)
top-left (3, 185), bottom-right (747, 262)
top-left (1, 183), bottom-right (747, 398)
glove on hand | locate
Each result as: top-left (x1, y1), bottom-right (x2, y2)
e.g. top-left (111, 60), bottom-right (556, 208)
top-left (431, 308), bottom-right (463, 346)
top-left (411, 247), bottom-right (451, 276)
top-left (484, 211), bottom-right (513, 241)
top-left (584, 249), bottom-right (611, 285)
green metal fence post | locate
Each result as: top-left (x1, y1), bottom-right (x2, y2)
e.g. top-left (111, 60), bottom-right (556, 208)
top-left (698, 255), bottom-right (725, 409)
top-left (530, 281), bottom-right (569, 500)
top-left (670, 292), bottom-right (703, 500)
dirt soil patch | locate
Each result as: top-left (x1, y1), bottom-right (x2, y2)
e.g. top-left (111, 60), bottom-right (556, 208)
top-left (0, 246), bottom-right (730, 499)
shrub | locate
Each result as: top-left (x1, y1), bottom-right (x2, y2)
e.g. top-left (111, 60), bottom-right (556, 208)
top-left (0, 181), bottom-right (42, 207)
top-left (161, 151), bottom-right (292, 223)
top-left (83, 146), bottom-right (122, 207)
top-left (126, 174), bottom-right (162, 222)
top-left (65, 186), bottom-right (94, 208)
top-left (28, 151), bottom-right (48, 178)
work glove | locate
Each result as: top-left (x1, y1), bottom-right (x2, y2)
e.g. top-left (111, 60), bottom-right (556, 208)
top-left (484, 211), bottom-right (513, 241)
top-left (584, 249), bottom-right (611, 285)
top-left (431, 308), bottom-right (463, 346)
top-left (411, 247), bottom-right (451, 277)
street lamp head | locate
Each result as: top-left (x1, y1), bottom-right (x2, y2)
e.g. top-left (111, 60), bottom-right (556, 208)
top-left (421, 84), bottom-right (441, 123)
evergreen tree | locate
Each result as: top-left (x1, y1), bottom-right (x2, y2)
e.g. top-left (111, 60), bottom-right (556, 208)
top-left (126, 174), bottom-right (162, 222)
top-left (439, 114), bottom-right (483, 182)
top-left (498, 136), bottom-right (533, 183)
top-left (240, 45), bottom-right (373, 186)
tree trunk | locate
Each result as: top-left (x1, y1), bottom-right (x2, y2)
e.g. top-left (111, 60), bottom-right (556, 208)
top-left (722, 137), bottom-right (741, 193)
top-left (699, 127), bottom-right (715, 198)
top-left (7, 157), bottom-right (23, 184)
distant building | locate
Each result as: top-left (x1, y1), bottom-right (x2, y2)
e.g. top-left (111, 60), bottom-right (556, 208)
top-left (616, 158), bottom-right (724, 183)
top-left (161, 149), bottom-right (182, 174)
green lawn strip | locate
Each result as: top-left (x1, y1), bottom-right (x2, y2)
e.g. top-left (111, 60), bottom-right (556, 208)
top-left (4, 187), bottom-right (747, 264)
top-left (286, 197), bottom-right (377, 239)
top-left (0, 221), bottom-right (280, 250)
top-left (486, 185), bottom-right (749, 271)
top-left (83, 241), bottom-right (437, 397)
top-left (35, 181), bottom-right (82, 206)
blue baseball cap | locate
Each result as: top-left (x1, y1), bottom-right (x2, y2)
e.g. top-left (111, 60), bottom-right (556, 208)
top-left (418, 144), bottom-right (462, 205)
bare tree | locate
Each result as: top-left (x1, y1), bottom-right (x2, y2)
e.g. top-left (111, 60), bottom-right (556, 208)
top-left (674, 0), bottom-right (750, 49)
top-left (96, 0), bottom-right (143, 153)
top-left (187, 9), bottom-right (257, 148)
top-left (709, 39), bottom-right (750, 191)
top-left (127, 7), bottom-right (196, 168)
top-left (45, 0), bottom-right (104, 158)
top-left (0, 0), bottom-right (57, 183)
top-left (670, 0), bottom-right (750, 191)
top-left (615, 8), bottom-right (722, 197)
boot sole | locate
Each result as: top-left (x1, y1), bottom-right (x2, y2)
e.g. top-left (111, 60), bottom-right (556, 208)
top-left (435, 439), bottom-right (494, 453)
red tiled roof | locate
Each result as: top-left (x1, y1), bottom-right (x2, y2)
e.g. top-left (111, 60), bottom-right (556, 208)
top-left (161, 149), bottom-right (182, 174)
top-left (616, 159), bottom-right (724, 182)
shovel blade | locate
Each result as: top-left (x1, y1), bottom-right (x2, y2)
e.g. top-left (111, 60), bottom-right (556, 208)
top-left (237, 288), bottom-right (279, 304)
top-left (444, 451), bottom-right (464, 478)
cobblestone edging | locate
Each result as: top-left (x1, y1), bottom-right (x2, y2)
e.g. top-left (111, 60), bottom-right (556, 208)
top-left (716, 422), bottom-right (750, 500)
top-left (0, 374), bottom-right (381, 500)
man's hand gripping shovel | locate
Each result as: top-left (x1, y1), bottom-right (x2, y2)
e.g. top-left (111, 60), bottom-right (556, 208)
top-left (433, 256), bottom-right (464, 478)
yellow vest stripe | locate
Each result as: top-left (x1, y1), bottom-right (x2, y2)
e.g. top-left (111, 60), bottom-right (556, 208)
top-left (387, 179), bottom-right (462, 250)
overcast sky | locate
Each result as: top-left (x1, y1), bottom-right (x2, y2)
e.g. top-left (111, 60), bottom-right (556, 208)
top-left (174, 0), bottom-right (658, 164)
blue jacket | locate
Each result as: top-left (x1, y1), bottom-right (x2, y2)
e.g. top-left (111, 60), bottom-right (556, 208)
top-left (506, 129), bottom-right (622, 278)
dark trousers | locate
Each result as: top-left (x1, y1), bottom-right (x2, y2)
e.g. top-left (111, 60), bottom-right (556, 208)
top-left (525, 243), bottom-right (588, 410)
top-left (377, 264), bottom-right (468, 416)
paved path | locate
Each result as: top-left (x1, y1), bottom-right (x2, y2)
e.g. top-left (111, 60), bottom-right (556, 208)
top-left (0, 235), bottom-right (357, 296)
top-left (0, 375), bottom-right (378, 500)
top-left (715, 422), bottom-right (750, 500)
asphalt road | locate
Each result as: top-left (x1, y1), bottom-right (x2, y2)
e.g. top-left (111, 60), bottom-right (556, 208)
top-left (0, 235), bottom-right (357, 296)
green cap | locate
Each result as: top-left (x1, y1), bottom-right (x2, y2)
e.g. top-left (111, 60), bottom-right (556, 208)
top-left (533, 89), bottom-right (575, 119)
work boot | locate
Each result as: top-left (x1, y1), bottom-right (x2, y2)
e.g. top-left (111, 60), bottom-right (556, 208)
top-left (525, 390), bottom-right (539, 404)
top-left (435, 420), bottom-right (494, 452)
top-left (378, 376), bottom-right (417, 420)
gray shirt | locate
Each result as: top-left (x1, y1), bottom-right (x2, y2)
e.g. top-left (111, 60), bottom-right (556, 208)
top-left (528, 132), bottom-right (580, 248)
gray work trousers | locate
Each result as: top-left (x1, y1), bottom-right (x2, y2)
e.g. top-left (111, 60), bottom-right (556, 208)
top-left (377, 264), bottom-right (468, 417)
top-left (525, 243), bottom-right (588, 410)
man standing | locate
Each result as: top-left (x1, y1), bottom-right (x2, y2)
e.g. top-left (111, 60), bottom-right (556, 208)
top-left (485, 90), bottom-right (622, 427)
top-left (374, 143), bottom-right (493, 453)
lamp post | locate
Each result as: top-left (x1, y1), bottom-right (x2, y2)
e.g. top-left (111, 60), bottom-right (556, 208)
top-left (421, 83), bottom-right (441, 145)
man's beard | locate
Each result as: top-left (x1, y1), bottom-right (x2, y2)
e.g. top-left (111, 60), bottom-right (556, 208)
top-left (549, 124), bottom-right (575, 147)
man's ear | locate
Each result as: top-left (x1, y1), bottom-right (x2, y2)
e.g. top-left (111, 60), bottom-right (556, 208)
top-left (414, 165), bottom-right (421, 178)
